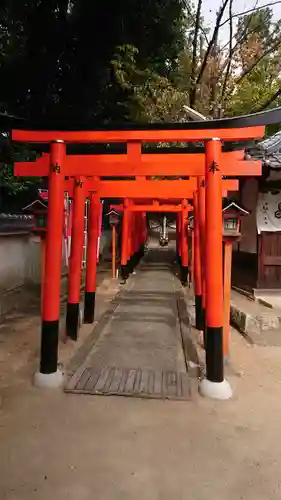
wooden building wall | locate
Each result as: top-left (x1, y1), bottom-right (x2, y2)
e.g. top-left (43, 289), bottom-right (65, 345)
top-left (258, 232), bottom-right (281, 288)
top-left (233, 176), bottom-right (281, 290)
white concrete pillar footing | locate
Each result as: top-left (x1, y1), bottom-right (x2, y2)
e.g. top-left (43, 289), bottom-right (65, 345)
top-left (199, 378), bottom-right (232, 400)
top-left (33, 370), bottom-right (64, 389)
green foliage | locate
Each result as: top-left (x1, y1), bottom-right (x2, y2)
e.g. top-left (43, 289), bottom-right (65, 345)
top-left (0, 141), bottom-right (41, 195)
top-left (225, 7), bottom-right (281, 117)
top-left (1, 0), bottom-right (281, 198)
top-left (0, 0), bottom-right (188, 121)
top-left (0, 0), bottom-right (188, 194)
top-left (111, 45), bottom-right (187, 123)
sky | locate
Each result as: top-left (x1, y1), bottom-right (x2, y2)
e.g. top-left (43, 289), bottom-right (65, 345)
top-left (202, 0), bottom-right (281, 43)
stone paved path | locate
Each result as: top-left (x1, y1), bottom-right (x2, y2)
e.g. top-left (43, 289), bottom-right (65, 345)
top-left (87, 249), bottom-right (185, 371)
top-left (66, 248), bottom-right (188, 398)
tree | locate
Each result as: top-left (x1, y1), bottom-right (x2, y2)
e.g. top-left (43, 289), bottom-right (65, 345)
top-left (0, 0), bottom-right (188, 122)
top-left (221, 8), bottom-right (281, 116)
top-left (110, 45), bottom-right (187, 123)
top-left (0, 0), bottom-right (189, 195)
top-left (1, 0), bottom-right (281, 135)
top-left (229, 6), bottom-right (280, 115)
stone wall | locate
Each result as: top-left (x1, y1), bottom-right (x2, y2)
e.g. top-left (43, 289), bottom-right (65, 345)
top-left (0, 229), bottom-right (112, 292)
top-left (0, 233), bottom-right (40, 290)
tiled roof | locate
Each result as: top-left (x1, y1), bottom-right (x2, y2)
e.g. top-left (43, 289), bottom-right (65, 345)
top-left (0, 213), bottom-right (34, 233)
top-left (222, 200), bottom-right (249, 214)
top-left (246, 132), bottom-right (281, 169)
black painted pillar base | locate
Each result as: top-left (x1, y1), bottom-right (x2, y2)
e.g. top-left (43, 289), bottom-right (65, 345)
top-left (180, 266), bottom-right (189, 285)
top-left (83, 291), bottom-right (96, 324)
top-left (136, 249), bottom-right (142, 263)
top-left (195, 295), bottom-right (205, 331)
top-left (121, 264), bottom-right (129, 280)
top-left (202, 308), bottom-right (207, 347)
top-left (205, 326), bottom-right (224, 383)
top-left (136, 246), bottom-right (145, 263)
top-left (66, 303), bottom-right (80, 341)
top-left (132, 253), bottom-right (137, 269)
top-left (40, 320), bottom-right (59, 374)
top-left (127, 257), bottom-right (134, 274)
top-left (134, 253), bottom-right (139, 268)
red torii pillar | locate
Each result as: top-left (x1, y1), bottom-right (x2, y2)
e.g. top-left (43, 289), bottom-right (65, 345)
top-left (133, 212), bottom-right (141, 267)
top-left (180, 200), bottom-right (189, 285)
top-left (141, 212), bottom-right (147, 256)
top-left (34, 140), bottom-right (65, 387)
top-left (121, 199), bottom-right (130, 280)
top-left (193, 191), bottom-right (204, 331)
top-left (128, 208), bottom-right (135, 273)
top-left (136, 211), bottom-right (146, 262)
top-left (66, 178), bottom-right (85, 340)
top-left (84, 193), bottom-right (100, 323)
top-left (200, 138), bottom-right (232, 400)
top-left (140, 212), bottom-right (146, 256)
top-left (176, 212), bottom-right (181, 264)
top-left (120, 203), bottom-right (144, 278)
top-left (197, 176), bottom-right (206, 344)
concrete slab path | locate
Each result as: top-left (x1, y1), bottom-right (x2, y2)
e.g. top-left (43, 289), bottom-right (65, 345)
top-left (81, 248), bottom-right (186, 373)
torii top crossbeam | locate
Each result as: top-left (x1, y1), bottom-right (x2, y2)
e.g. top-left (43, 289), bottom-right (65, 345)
top-left (11, 105), bottom-right (281, 138)
top-left (13, 126), bottom-right (264, 142)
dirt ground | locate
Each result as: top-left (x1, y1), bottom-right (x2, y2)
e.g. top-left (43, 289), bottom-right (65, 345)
top-left (1, 280), bottom-right (281, 499)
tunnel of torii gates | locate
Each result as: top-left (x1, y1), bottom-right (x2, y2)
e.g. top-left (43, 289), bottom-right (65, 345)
top-left (12, 112), bottom-right (278, 398)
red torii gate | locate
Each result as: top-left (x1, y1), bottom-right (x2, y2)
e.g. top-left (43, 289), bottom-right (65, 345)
top-left (110, 177), bottom-right (239, 280)
top-left (110, 199), bottom-right (192, 282)
top-left (12, 121), bottom-right (266, 399)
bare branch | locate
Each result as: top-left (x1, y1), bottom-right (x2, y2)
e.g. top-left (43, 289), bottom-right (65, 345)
top-left (190, 0), bottom-right (230, 106)
top-left (218, 0), bottom-right (259, 85)
top-left (184, 2), bottom-right (209, 45)
top-left (219, 0), bottom-right (234, 111)
top-left (219, 0), bottom-right (259, 56)
top-left (236, 36), bottom-right (281, 86)
top-left (220, 1), bottom-right (281, 28)
top-left (190, 0), bottom-right (203, 102)
top-left (221, 36), bottom-right (281, 105)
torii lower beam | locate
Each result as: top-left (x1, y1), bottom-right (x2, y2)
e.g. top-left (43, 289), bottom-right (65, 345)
top-left (110, 204), bottom-right (191, 212)
top-left (64, 179), bottom-right (200, 199)
top-left (14, 151), bottom-right (261, 177)
top-left (109, 179), bottom-right (239, 210)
